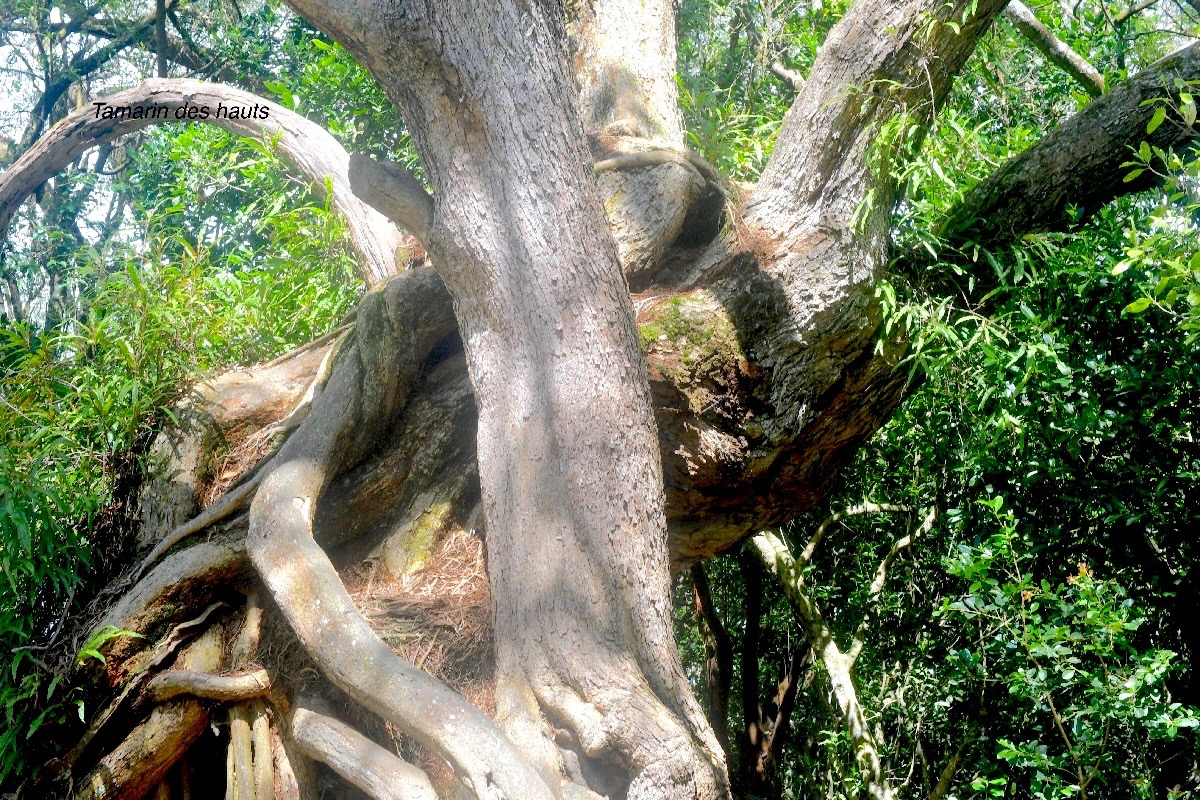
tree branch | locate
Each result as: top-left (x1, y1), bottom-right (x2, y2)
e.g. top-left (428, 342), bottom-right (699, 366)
top-left (348, 155), bottom-right (434, 248)
top-left (691, 562), bottom-right (734, 754)
top-left (0, 78), bottom-right (403, 285)
top-left (1003, 0), bottom-right (1105, 96)
top-left (938, 41), bottom-right (1200, 250)
top-left (799, 503), bottom-right (911, 571)
top-left (751, 0), bottom-right (1007, 234)
top-left (19, 13), bottom-right (157, 147)
top-left (847, 508), bottom-right (937, 664)
top-left (769, 61), bottom-right (804, 90)
top-left (750, 531), bottom-right (898, 800)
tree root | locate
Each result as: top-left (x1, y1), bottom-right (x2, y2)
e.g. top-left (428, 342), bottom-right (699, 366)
top-left (228, 704), bottom-right (255, 800)
top-left (249, 701), bottom-right (274, 800)
top-left (73, 623), bottom-right (226, 800)
top-left (48, 603), bottom-right (230, 784)
top-left (291, 703), bottom-right (437, 800)
top-left (96, 539), bottom-right (247, 671)
top-left (147, 669), bottom-right (271, 703)
top-left (533, 670), bottom-right (729, 800)
top-left (138, 325), bottom-right (355, 580)
top-left (242, 267), bottom-right (552, 799)
top-left (135, 478), bottom-right (263, 579)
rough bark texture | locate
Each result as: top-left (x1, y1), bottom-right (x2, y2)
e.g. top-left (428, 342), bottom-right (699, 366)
top-left (940, 41), bottom-right (1200, 248)
top-left (246, 267), bottom-right (553, 800)
top-left (570, 0), bottom-right (684, 144)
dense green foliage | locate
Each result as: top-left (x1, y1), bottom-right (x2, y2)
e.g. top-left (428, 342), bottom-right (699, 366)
top-left (672, 1), bottom-right (1200, 797)
top-left (0, 125), bottom-right (361, 786)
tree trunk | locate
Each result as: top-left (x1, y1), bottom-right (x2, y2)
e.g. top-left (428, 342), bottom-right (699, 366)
top-left (296, 4), bottom-right (729, 795)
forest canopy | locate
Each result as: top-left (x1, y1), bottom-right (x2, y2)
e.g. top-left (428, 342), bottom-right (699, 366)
top-left (0, 1), bottom-right (1198, 799)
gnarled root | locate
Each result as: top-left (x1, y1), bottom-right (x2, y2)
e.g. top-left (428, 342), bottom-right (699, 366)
top-left (244, 266), bottom-right (552, 799)
top-left (291, 702), bottom-right (437, 800)
top-left (73, 623), bottom-right (226, 800)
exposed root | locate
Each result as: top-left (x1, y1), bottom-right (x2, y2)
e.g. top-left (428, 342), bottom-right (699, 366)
top-left (147, 669), bottom-right (271, 703)
top-left (135, 480), bottom-right (261, 579)
top-left (230, 590), bottom-right (265, 669)
top-left (94, 538), bottom-right (247, 676)
top-left (244, 266), bottom-right (552, 800)
top-left (141, 331), bottom-right (355, 582)
top-left (534, 667), bottom-right (729, 800)
top-left (73, 623), bottom-right (226, 800)
top-left (291, 703), bottom-right (437, 800)
top-left (229, 704), bottom-right (255, 800)
top-left (201, 330), bottom-right (349, 510)
top-left (249, 700), bottom-right (274, 800)
top-left (47, 602), bottom-right (231, 786)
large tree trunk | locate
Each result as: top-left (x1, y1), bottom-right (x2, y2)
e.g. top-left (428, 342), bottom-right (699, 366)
top-left (294, 4), bottom-right (728, 796)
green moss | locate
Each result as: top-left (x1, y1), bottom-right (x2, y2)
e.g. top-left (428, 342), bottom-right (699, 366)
top-left (637, 292), bottom-right (747, 413)
top-left (383, 497), bottom-right (452, 577)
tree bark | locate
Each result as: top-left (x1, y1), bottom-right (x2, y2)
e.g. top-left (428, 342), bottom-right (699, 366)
top-left (939, 41), bottom-right (1200, 250)
top-left (9, 1), bottom-right (1199, 797)
top-left (338, 3), bottom-right (727, 794)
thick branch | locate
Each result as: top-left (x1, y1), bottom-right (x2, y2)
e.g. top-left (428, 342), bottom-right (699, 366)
top-left (349, 154), bottom-right (434, 247)
top-left (569, 0), bottom-right (684, 144)
top-left (751, 0), bottom-right (1007, 234)
top-left (939, 42), bottom-right (1200, 249)
top-left (1004, 1), bottom-right (1105, 97)
top-left (291, 704), bottom-right (437, 800)
top-left (0, 78), bottom-right (402, 284)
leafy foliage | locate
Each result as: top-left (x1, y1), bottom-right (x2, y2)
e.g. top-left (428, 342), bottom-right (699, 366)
top-left (0, 106), bottom-right (362, 787)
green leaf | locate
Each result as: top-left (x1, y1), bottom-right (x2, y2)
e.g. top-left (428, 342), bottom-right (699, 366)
top-left (1147, 106), bottom-right (1167, 134)
top-left (1123, 297), bottom-right (1152, 314)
